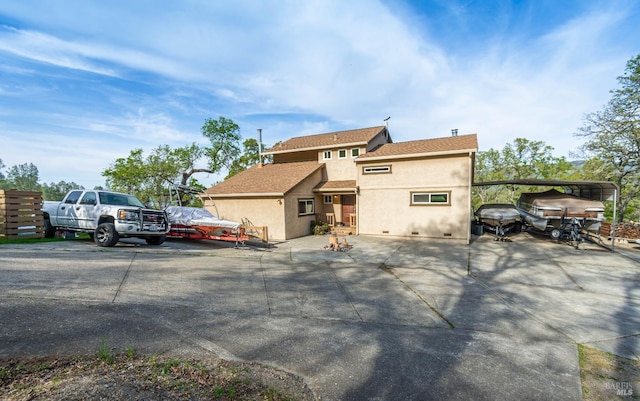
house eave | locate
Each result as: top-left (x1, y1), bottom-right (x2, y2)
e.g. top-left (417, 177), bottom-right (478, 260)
top-left (313, 187), bottom-right (357, 193)
top-left (263, 141), bottom-right (369, 155)
top-left (355, 148), bottom-right (477, 162)
top-left (208, 192), bottom-right (285, 198)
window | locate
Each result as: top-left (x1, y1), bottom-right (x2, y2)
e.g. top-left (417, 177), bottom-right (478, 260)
top-left (64, 190), bottom-right (83, 204)
top-left (338, 149), bottom-right (347, 159)
top-left (351, 148), bottom-right (360, 157)
top-left (79, 192), bottom-right (97, 205)
top-left (410, 192), bottom-right (451, 206)
top-left (363, 165), bottom-right (391, 174)
top-left (323, 195), bottom-right (333, 204)
top-left (298, 199), bottom-right (315, 215)
top-left (323, 151), bottom-right (332, 160)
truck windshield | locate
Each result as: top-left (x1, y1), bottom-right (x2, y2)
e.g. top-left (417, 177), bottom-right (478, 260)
top-left (98, 192), bottom-right (146, 208)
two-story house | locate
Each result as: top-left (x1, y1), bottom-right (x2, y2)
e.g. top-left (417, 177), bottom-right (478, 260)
top-left (203, 126), bottom-right (478, 242)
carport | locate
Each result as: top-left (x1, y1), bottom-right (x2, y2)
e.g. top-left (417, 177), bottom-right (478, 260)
top-left (473, 179), bottom-right (620, 249)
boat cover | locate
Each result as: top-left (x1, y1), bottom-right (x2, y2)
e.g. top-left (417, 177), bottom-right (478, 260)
top-left (518, 189), bottom-right (604, 212)
top-left (165, 206), bottom-right (241, 230)
top-left (475, 204), bottom-right (521, 220)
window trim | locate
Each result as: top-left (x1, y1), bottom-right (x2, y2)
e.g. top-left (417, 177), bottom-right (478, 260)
top-left (298, 198), bottom-right (315, 216)
top-left (338, 149), bottom-right (347, 159)
top-left (410, 191), bottom-right (451, 206)
top-left (363, 165), bottom-right (392, 174)
top-left (323, 150), bottom-right (332, 160)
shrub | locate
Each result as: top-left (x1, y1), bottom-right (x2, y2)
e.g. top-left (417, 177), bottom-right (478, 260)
top-left (310, 220), bottom-right (331, 235)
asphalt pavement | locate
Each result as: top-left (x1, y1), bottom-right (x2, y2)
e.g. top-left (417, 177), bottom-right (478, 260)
top-left (0, 231), bottom-right (638, 400)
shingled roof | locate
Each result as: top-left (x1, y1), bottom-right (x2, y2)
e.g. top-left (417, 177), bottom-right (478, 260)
top-left (356, 134), bottom-right (478, 161)
top-left (313, 180), bottom-right (357, 192)
top-left (264, 126), bottom-right (387, 154)
top-left (204, 161), bottom-right (323, 196)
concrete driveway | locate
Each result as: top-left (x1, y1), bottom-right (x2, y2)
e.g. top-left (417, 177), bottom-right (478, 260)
top-left (0, 232), bottom-right (638, 400)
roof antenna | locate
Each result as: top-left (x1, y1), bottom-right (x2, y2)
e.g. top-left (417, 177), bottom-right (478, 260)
top-left (257, 128), bottom-right (263, 167)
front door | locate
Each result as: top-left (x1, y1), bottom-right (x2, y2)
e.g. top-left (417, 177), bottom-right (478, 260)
top-left (341, 194), bottom-right (355, 226)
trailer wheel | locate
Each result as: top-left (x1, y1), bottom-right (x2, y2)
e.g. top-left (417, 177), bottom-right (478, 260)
top-left (145, 235), bottom-right (166, 245)
top-left (94, 223), bottom-right (119, 247)
top-left (43, 219), bottom-right (56, 238)
top-left (550, 228), bottom-right (562, 241)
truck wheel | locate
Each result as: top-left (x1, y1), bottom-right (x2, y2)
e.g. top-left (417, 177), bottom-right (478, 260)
top-left (550, 228), bottom-right (562, 241)
top-left (94, 223), bottom-right (119, 247)
top-left (43, 219), bottom-right (56, 238)
top-left (145, 235), bottom-right (166, 245)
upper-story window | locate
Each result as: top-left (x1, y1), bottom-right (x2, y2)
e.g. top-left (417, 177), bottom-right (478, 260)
top-left (351, 148), bottom-right (360, 158)
top-left (363, 165), bottom-right (391, 174)
top-left (338, 149), bottom-right (347, 159)
top-left (323, 151), bottom-right (332, 160)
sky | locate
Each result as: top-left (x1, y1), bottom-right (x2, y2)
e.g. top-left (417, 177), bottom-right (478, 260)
top-left (0, 0), bottom-right (638, 189)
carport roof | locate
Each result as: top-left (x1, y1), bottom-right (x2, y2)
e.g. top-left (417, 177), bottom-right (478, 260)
top-left (473, 179), bottom-right (619, 202)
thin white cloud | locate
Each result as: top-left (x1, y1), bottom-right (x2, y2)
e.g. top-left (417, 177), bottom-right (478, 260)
top-left (0, 27), bottom-right (119, 76)
top-left (0, 0), bottom-right (638, 187)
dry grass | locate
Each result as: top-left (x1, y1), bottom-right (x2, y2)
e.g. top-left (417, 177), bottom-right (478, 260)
top-left (579, 344), bottom-right (639, 400)
top-left (0, 354), bottom-right (315, 401)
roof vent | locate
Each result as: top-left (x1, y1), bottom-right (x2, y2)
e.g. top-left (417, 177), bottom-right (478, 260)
top-left (333, 134), bottom-right (338, 141)
top-left (451, 129), bottom-right (458, 136)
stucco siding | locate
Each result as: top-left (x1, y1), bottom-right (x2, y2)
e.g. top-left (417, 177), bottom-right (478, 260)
top-left (358, 187), bottom-right (470, 238)
top-left (282, 168), bottom-right (324, 239)
top-left (358, 154), bottom-right (471, 188)
top-left (357, 153), bottom-right (473, 240)
top-left (204, 197), bottom-right (285, 240)
top-left (317, 148), bottom-right (360, 180)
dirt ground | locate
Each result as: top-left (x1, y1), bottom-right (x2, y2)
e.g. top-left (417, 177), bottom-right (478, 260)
top-left (0, 353), bottom-right (315, 401)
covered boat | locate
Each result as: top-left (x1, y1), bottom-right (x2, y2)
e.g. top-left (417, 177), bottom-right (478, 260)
top-left (517, 189), bottom-right (605, 232)
top-left (475, 204), bottom-right (521, 227)
top-left (165, 206), bottom-right (248, 244)
top-left (474, 203), bottom-right (522, 239)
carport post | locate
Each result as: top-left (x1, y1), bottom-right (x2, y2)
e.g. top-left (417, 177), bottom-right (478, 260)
top-left (611, 187), bottom-right (618, 252)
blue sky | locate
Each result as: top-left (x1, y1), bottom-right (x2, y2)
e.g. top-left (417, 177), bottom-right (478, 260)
top-left (0, 0), bottom-right (638, 188)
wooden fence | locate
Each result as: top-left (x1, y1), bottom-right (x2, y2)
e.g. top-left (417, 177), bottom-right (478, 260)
top-left (0, 190), bottom-right (44, 239)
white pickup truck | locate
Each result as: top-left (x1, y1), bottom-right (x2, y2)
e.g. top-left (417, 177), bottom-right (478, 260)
top-left (42, 189), bottom-right (170, 247)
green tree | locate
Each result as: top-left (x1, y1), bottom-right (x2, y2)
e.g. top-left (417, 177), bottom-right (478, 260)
top-left (41, 181), bottom-right (85, 201)
top-left (473, 138), bottom-right (575, 209)
top-left (4, 163), bottom-right (40, 191)
top-left (102, 116), bottom-right (242, 207)
top-left (226, 138), bottom-right (261, 179)
top-left (197, 116), bottom-right (241, 183)
top-left (575, 54), bottom-right (640, 222)
top-left (0, 159), bottom-right (6, 189)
